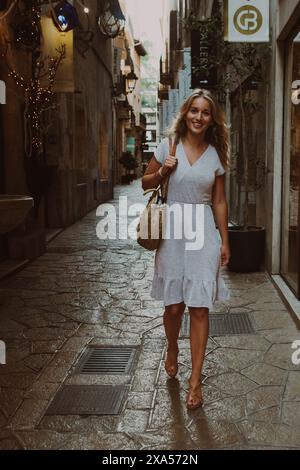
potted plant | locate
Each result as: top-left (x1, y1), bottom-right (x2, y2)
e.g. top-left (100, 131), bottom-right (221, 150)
top-left (227, 84), bottom-right (267, 272)
top-left (185, 8), bottom-right (269, 272)
top-left (223, 44), bottom-right (269, 272)
top-left (119, 151), bottom-right (138, 184)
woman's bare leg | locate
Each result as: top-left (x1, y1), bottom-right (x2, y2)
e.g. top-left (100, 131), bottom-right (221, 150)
top-left (187, 306), bottom-right (209, 407)
top-left (163, 302), bottom-right (185, 377)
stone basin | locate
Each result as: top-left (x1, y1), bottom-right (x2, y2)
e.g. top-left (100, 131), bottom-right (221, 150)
top-left (0, 195), bottom-right (34, 234)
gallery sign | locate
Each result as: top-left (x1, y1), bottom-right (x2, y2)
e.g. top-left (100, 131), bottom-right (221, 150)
top-left (225, 0), bottom-right (269, 42)
top-left (191, 24), bottom-right (217, 89)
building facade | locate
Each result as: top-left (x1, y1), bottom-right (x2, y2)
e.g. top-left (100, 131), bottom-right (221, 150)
top-left (266, 0), bottom-right (300, 315)
top-left (113, 1), bottom-right (147, 185)
top-left (0, 1), bottom-right (117, 262)
top-left (0, 0), bottom-right (145, 264)
top-left (158, 0), bottom-right (200, 139)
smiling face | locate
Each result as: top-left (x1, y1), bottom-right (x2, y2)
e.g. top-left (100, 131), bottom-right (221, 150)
top-left (184, 97), bottom-right (214, 138)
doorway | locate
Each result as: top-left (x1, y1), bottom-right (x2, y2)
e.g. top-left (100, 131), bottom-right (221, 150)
top-left (281, 29), bottom-right (300, 297)
top-left (0, 108), bottom-right (8, 261)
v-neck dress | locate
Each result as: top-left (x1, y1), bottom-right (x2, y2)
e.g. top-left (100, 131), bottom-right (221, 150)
top-left (150, 138), bottom-right (229, 308)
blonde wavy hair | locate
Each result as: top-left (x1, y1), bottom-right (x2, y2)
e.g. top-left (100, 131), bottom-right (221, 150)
top-left (168, 89), bottom-right (230, 170)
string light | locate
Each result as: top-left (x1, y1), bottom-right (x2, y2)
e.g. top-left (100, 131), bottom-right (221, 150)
top-left (2, 1), bottom-right (93, 155)
top-left (0, 0), bottom-right (91, 26)
top-left (13, 4), bottom-right (41, 49)
top-left (8, 45), bottom-right (65, 155)
top-left (75, 0), bottom-right (89, 14)
top-left (0, 1), bottom-right (67, 158)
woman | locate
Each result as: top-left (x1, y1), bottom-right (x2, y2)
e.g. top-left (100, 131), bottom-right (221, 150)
top-left (141, 89), bottom-right (230, 410)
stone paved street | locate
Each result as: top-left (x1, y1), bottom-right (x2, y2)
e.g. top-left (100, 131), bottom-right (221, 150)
top-left (0, 180), bottom-right (300, 450)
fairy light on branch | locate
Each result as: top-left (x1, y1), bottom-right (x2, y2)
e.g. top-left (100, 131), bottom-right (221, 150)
top-left (7, 45), bottom-right (66, 156)
top-left (13, 3), bottom-right (41, 49)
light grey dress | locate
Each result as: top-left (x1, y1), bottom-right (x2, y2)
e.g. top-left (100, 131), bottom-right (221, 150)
top-left (150, 137), bottom-right (230, 309)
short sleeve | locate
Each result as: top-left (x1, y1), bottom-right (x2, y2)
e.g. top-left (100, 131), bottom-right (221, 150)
top-left (154, 138), bottom-right (169, 165)
top-left (215, 155), bottom-right (226, 176)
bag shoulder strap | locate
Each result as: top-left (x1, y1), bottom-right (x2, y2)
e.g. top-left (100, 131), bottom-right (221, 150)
top-left (161, 136), bottom-right (178, 202)
top-left (168, 136), bottom-right (178, 157)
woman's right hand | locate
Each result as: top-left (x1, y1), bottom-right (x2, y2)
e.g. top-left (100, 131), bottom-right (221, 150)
top-left (161, 155), bottom-right (178, 176)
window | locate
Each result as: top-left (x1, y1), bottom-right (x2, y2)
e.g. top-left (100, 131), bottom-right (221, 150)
top-left (281, 29), bottom-right (300, 296)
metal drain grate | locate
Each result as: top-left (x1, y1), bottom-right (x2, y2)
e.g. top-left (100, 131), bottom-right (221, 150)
top-left (181, 312), bottom-right (255, 337)
top-left (46, 385), bottom-right (128, 416)
top-left (74, 346), bottom-right (137, 375)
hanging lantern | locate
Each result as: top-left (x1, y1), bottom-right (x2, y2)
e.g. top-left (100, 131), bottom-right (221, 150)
top-left (51, 0), bottom-right (79, 33)
top-left (98, 0), bottom-right (125, 39)
top-left (126, 70), bottom-right (138, 93)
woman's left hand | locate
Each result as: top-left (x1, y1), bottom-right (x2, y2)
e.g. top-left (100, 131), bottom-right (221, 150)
top-left (220, 243), bottom-right (230, 267)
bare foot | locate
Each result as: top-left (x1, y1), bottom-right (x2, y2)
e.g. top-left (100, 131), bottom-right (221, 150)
top-left (165, 347), bottom-right (179, 378)
top-left (186, 378), bottom-right (203, 409)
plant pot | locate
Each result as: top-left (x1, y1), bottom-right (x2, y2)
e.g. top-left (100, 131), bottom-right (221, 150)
top-left (228, 226), bottom-right (266, 272)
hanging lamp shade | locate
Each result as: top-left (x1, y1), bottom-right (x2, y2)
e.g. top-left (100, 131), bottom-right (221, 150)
top-left (98, 0), bottom-right (125, 38)
top-left (51, 0), bottom-right (79, 33)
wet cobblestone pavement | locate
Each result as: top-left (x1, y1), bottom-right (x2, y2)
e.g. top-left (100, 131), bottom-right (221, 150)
top-left (0, 180), bottom-right (300, 450)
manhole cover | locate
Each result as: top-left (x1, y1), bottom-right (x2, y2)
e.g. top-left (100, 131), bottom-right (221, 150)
top-left (46, 385), bottom-right (128, 416)
top-left (74, 346), bottom-right (137, 375)
top-left (181, 312), bottom-right (255, 337)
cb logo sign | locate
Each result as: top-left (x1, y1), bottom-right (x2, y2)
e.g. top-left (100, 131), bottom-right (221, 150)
top-left (234, 6), bottom-right (263, 35)
top-left (226, 0), bottom-right (269, 43)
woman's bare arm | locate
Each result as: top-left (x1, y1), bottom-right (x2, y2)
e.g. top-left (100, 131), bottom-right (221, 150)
top-left (141, 155), bottom-right (178, 191)
top-left (212, 175), bottom-right (230, 266)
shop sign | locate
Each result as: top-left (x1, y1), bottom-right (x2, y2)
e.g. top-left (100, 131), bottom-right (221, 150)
top-left (191, 24), bottom-right (217, 89)
top-left (225, 0), bottom-right (269, 42)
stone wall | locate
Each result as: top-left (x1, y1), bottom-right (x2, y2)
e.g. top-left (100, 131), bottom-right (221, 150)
top-left (0, 1), bottom-right (115, 261)
top-left (44, 1), bottom-right (114, 228)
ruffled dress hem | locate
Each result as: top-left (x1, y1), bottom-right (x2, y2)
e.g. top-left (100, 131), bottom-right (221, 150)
top-left (151, 273), bottom-right (230, 308)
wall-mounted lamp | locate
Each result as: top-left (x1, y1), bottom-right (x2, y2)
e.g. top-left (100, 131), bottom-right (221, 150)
top-left (98, 0), bottom-right (125, 39)
top-left (51, 0), bottom-right (79, 32)
top-left (126, 70), bottom-right (138, 94)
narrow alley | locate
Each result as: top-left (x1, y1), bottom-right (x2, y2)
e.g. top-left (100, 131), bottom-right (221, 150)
top-left (0, 180), bottom-right (299, 450)
top-left (1, 0), bottom-right (300, 455)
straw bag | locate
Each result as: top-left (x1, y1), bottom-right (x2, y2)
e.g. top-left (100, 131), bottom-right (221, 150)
top-left (136, 138), bottom-right (178, 251)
